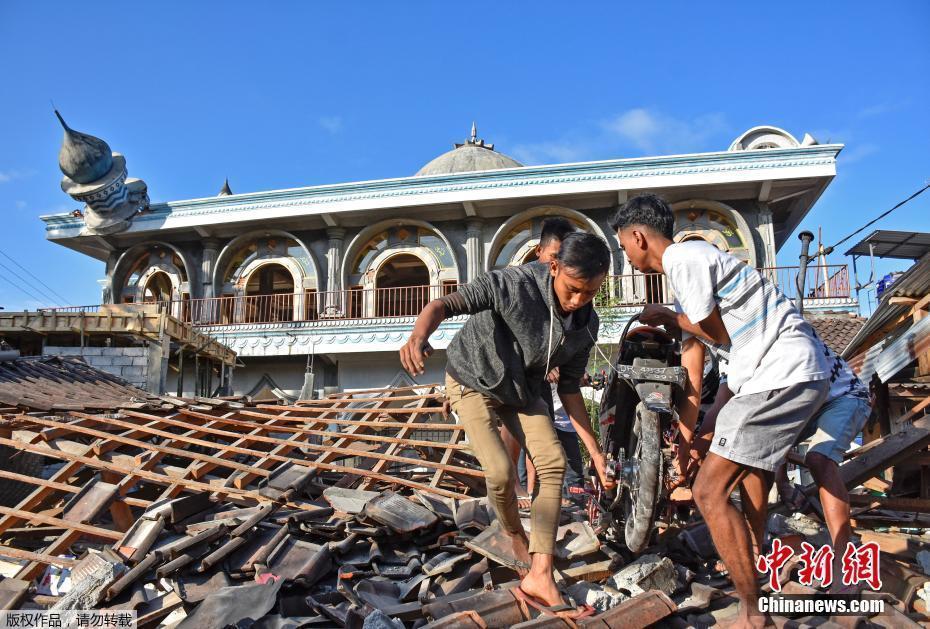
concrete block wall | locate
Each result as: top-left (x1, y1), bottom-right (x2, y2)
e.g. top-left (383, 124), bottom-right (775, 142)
top-left (43, 346), bottom-right (151, 390)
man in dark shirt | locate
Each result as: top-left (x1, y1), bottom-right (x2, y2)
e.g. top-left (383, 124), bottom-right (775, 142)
top-left (400, 233), bottom-right (615, 617)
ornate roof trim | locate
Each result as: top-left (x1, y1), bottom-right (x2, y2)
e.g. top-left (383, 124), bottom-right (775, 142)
top-left (42, 144), bottom-right (842, 236)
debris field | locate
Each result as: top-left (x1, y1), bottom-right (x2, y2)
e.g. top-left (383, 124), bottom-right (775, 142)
top-left (0, 356), bottom-right (927, 627)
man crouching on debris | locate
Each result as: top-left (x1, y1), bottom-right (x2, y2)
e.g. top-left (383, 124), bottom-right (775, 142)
top-left (400, 232), bottom-right (616, 619)
top-left (610, 194), bottom-right (831, 629)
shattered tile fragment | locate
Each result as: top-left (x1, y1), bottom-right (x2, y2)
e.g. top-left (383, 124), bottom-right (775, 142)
top-left (607, 554), bottom-right (679, 597)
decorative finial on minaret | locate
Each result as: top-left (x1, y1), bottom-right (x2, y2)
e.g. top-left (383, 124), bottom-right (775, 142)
top-left (218, 177), bottom-right (233, 196)
top-left (54, 110), bottom-right (148, 235)
top-left (55, 110), bottom-right (113, 184)
top-left (54, 109), bottom-right (70, 132)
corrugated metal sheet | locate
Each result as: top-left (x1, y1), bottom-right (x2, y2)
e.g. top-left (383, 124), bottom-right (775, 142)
top-left (851, 314), bottom-right (930, 383)
top-left (843, 253), bottom-right (930, 358)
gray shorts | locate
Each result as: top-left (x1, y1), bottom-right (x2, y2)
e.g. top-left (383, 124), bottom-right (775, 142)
top-left (800, 395), bottom-right (871, 463)
top-left (710, 379), bottom-right (830, 472)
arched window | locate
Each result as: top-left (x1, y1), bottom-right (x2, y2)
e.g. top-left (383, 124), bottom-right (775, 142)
top-left (350, 226), bottom-right (455, 277)
top-left (674, 208), bottom-right (754, 265)
top-left (243, 263), bottom-right (295, 322)
top-left (344, 223), bottom-right (458, 318)
top-left (220, 237), bottom-right (316, 294)
top-left (142, 271), bottom-right (174, 303)
top-left (119, 247), bottom-right (189, 305)
top-left (213, 235), bottom-right (319, 323)
top-left (375, 254), bottom-right (431, 316)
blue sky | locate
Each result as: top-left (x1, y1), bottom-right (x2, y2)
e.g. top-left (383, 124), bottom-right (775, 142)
top-left (1, 2), bottom-right (928, 312)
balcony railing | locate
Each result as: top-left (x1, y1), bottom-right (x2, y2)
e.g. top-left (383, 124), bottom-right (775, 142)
top-left (38, 265), bottom-right (851, 327)
top-left (173, 284), bottom-right (461, 326)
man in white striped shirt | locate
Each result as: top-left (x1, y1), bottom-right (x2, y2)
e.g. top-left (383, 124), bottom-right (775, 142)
top-left (611, 194), bottom-right (831, 629)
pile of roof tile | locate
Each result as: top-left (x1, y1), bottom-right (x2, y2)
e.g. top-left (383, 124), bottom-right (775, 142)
top-left (0, 373), bottom-right (928, 627)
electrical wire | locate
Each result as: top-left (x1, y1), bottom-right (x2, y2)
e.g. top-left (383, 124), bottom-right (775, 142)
top-left (827, 182), bottom-right (930, 253)
top-left (0, 259), bottom-right (61, 306)
top-left (0, 249), bottom-right (72, 305)
top-left (0, 273), bottom-right (51, 306)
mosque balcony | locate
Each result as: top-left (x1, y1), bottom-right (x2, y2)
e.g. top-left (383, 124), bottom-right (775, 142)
top-left (41, 265), bottom-right (856, 357)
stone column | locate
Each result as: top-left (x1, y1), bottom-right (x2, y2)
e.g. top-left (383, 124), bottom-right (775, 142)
top-left (325, 228), bottom-right (346, 316)
top-left (200, 239), bottom-right (221, 299)
top-left (755, 205), bottom-right (777, 269)
top-left (465, 220), bottom-right (484, 282)
top-left (200, 239), bottom-right (222, 323)
top-left (101, 252), bottom-right (119, 304)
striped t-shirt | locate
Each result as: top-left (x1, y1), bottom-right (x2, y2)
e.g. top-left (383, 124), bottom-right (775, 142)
top-left (663, 241), bottom-right (830, 396)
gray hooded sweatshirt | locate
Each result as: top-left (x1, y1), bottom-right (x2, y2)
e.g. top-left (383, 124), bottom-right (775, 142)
top-left (441, 262), bottom-right (599, 408)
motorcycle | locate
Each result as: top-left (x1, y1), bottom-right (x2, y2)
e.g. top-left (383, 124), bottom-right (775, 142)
top-left (590, 315), bottom-right (718, 553)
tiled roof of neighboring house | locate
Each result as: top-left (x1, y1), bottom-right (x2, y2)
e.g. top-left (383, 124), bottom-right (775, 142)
top-left (0, 354), bottom-right (154, 412)
top-left (806, 312), bottom-right (867, 356)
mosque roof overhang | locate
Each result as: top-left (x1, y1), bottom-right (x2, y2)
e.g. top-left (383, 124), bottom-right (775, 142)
top-left (42, 143), bottom-right (842, 261)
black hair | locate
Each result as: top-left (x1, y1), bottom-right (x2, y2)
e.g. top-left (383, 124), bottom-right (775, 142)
top-left (608, 193), bottom-right (675, 240)
top-left (539, 217), bottom-right (575, 247)
top-left (556, 232), bottom-right (611, 279)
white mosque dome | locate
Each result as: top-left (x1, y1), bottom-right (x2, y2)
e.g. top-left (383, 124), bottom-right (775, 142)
top-left (415, 123), bottom-right (523, 177)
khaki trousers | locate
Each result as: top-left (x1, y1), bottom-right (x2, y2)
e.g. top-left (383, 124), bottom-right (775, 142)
top-left (445, 374), bottom-right (566, 555)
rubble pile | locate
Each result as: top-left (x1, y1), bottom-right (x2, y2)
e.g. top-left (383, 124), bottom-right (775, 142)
top-left (0, 384), bottom-right (927, 627)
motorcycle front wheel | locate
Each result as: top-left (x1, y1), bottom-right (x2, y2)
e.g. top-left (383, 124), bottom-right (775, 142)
top-left (623, 402), bottom-right (662, 553)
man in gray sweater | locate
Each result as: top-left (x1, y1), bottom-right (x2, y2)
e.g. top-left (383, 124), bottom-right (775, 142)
top-left (400, 232), bottom-right (615, 617)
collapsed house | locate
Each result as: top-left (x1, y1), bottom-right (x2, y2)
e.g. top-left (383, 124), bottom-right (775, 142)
top-left (0, 340), bottom-right (927, 628)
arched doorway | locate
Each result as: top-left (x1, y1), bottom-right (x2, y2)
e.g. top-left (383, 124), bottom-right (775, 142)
top-left (142, 271), bottom-right (173, 303)
top-left (375, 254), bottom-right (430, 317)
top-left (245, 263), bottom-right (295, 322)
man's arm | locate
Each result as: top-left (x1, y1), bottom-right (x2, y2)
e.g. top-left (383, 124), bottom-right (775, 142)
top-left (560, 391), bottom-right (616, 490)
top-left (399, 270), bottom-right (513, 376)
top-left (640, 304), bottom-right (731, 347)
top-left (677, 337), bottom-right (705, 449)
top-left (399, 300), bottom-right (446, 376)
top-left (692, 382), bottom-right (733, 459)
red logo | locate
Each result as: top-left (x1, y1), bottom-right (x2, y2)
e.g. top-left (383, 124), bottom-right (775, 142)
top-left (841, 541), bottom-right (882, 591)
top-left (757, 540), bottom-right (882, 592)
top-left (755, 538), bottom-right (794, 592)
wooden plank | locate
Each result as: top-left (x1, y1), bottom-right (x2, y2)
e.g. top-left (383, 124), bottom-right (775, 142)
top-left (232, 410), bottom-right (309, 489)
top-left (251, 406), bottom-right (448, 416)
top-left (0, 546), bottom-right (78, 568)
top-left (237, 409), bottom-right (458, 430)
top-left (429, 426), bottom-right (465, 489)
top-left (159, 411), bottom-right (256, 499)
top-left (290, 393), bottom-right (443, 405)
top-left (0, 506), bottom-right (122, 541)
top-left (22, 415), bottom-right (272, 478)
top-left (177, 408), bottom-right (466, 450)
top-left (849, 494), bottom-right (930, 514)
top-left (0, 434), bottom-right (471, 501)
top-left (0, 436), bottom-right (273, 503)
top-left (6, 421), bottom-right (169, 581)
top-left (359, 397), bottom-right (430, 491)
top-left (109, 411), bottom-right (482, 478)
top-left (0, 469), bottom-right (147, 509)
top-left (313, 384), bottom-right (441, 397)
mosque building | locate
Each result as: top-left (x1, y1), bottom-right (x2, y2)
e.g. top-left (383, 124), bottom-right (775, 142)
top-left (43, 118), bottom-right (855, 398)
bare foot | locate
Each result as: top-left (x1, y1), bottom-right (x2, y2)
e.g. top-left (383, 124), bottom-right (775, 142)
top-left (505, 529), bottom-right (531, 576)
top-left (519, 568), bottom-right (565, 609)
top-left (726, 606), bottom-right (773, 629)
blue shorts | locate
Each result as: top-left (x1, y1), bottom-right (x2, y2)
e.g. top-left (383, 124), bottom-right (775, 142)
top-left (804, 396), bottom-right (871, 464)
